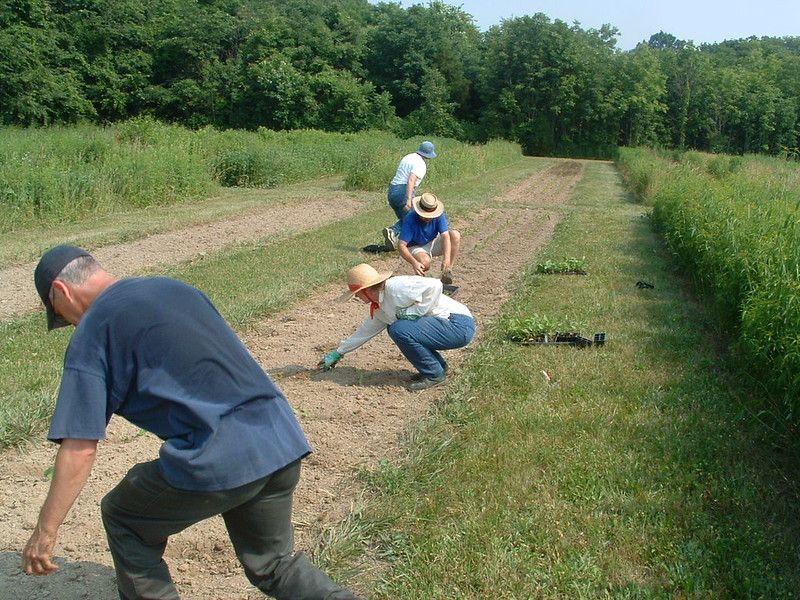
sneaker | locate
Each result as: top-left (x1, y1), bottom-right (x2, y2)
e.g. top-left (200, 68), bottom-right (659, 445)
top-left (382, 227), bottom-right (398, 250)
top-left (442, 284), bottom-right (458, 297)
top-left (440, 270), bottom-right (453, 285)
top-left (408, 374), bottom-right (446, 391)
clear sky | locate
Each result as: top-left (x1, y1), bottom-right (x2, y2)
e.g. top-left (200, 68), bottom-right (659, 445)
top-left (378, 0), bottom-right (800, 50)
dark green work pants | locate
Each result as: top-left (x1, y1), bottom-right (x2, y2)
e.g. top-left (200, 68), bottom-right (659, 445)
top-left (101, 459), bottom-right (361, 600)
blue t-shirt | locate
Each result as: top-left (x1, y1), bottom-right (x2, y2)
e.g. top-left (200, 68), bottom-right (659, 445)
top-left (48, 277), bottom-right (311, 491)
top-left (399, 212), bottom-right (449, 247)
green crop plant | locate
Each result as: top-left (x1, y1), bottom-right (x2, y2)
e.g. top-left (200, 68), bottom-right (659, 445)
top-left (535, 256), bottom-right (587, 274)
top-left (502, 314), bottom-right (584, 342)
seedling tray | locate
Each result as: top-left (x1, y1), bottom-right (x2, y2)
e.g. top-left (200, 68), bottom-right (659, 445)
top-left (517, 332), bottom-right (606, 347)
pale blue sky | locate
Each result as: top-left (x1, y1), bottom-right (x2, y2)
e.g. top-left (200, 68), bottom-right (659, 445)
top-left (375, 1), bottom-right (800, 50)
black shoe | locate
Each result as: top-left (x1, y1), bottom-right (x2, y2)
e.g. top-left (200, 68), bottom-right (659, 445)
top-left (409, 374), bottom-right (445, 391)
top-left (383, 227), bottom-right (399, 250)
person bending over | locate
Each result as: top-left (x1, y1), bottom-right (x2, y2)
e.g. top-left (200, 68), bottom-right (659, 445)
top-left (24, 244), bottom-right (362, 600)
top-left (318, 263), bottom-right (475, 391)
top-left (382, 140), bottom-right (436, 249)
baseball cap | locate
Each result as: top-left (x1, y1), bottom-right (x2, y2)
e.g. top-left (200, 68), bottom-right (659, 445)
top-left (34, 245), bottom-right (91, 330)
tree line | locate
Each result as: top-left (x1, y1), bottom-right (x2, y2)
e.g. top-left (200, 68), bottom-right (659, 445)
top-left (2, 0), bottom-right (799, 157)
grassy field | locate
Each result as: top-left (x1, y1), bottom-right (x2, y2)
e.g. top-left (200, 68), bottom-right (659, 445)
top-left (3, 139), bottom-right (798, 597)
top-left (318, 161), bottom-right (800, 598)
top-left (0, 120), bottom-right (522, 236)
top-left (0, 157), bottom-right (541, 448)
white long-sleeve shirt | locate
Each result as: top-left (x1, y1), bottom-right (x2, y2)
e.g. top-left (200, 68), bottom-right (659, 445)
top-left (336, 276), bottom-right (473, 355)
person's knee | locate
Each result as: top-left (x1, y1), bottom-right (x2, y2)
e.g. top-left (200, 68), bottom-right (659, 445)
top-left (100, 490), bottom-right (119, 525)
top-left (416, 252), bottom-right (432, 269)
top-left (387, 320), bottom-right (414, 343)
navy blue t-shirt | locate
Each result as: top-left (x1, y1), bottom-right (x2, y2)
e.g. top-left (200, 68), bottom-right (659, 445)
top-left (48, 277), bottom-right (311, 491)
top-left (399, 211), bottom-right (448, 247)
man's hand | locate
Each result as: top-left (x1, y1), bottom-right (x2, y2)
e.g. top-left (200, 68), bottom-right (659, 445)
top-left (318, 350), bottom-right (343, 371)
top-left (21, 438), bottom-right (97, 577)
top-left (412, 260), bottom-right (427, 276)
top-left (23, 526), bottom-right (59, 575)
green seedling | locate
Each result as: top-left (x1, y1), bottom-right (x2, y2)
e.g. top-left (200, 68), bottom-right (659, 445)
top-left (535, 256), bottom-right (587, 274)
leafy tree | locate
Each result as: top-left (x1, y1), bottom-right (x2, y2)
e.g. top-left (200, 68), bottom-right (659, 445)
top-left (479, 14), bottom-right (621, 156)
top-left (0, 22), bottom-right (94, 124)
top-left (364, 1), bottom-right (480, 121)
top-left (617, 44), bottom-right (668, 146)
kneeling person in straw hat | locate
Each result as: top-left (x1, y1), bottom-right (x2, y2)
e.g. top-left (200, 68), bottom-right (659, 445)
top-left (398, 192), bottom-right (460, 285)
top-left (318, 263), bottom-right (475, 391)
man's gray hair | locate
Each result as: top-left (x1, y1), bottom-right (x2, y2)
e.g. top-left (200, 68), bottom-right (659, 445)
top-left (55, 255), bottom-right (102, 285)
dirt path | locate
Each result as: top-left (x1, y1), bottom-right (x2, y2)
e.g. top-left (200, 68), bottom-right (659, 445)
top-left (0, 193), bottom-right (368, 322)
top-left (0, 161), bottom-right (584, 599)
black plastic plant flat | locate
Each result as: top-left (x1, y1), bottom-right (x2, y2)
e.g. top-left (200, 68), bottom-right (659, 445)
top-left (362, 243), bottom-right (393, 254)
top-left (517, 332), bottom-right (606, 347)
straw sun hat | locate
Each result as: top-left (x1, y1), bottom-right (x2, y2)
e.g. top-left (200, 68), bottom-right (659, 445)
top-left (339, 263), bottom-right (393, 301)
top-left (412, 192), bottom-right (444, 219)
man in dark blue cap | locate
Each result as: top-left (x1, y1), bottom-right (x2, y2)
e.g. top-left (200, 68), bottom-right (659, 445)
top-left (382, 140), bottom-right (436, 249)
top-left (24, 245), bottom-right (362, 600)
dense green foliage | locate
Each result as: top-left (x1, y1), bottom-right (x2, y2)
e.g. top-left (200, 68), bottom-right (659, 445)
top-left (0, 118), bottom-right (522, 230)
top-left (616, 147), bottom-right (800, 427)
top-left (2, 0), bottom-right (798, 157)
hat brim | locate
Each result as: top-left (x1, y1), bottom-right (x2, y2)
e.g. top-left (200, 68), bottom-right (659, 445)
top-left (417, 150), bottom-right (436, 159)
top-left (412, 197), bottom-right (444, 219)
top-left (339, 270), bottom-right (393, 302)
top-left (46, 302), bottom-right (70, 330)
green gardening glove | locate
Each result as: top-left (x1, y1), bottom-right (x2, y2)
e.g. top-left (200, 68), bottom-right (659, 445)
top-left (395, 308), bottom-right (421, 321)
top-left (318, 350), bottom-right (343, 371)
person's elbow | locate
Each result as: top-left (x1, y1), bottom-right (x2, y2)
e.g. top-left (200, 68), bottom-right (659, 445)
top-left (60, 438), bottom-right (99, 458)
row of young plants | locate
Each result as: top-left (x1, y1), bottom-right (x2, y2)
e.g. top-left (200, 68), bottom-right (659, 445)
top-left (616, 147), bottom-right (800, 431)
top-left (0, 118), bottom-right (523, 232)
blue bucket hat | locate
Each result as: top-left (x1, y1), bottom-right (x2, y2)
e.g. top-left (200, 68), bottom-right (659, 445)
top-left (416, 141), bottom-right (436, 159)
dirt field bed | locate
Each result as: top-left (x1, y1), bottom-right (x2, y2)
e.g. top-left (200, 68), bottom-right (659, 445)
top-left (0, 161), bottom-right (584, 599)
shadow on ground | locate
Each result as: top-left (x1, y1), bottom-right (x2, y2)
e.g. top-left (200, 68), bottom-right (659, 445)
top-left (0, 552), bottom-right (118, 599)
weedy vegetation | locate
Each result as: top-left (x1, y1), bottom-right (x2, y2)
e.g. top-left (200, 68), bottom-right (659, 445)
top-left (616, 147), bottom-right (800, 432)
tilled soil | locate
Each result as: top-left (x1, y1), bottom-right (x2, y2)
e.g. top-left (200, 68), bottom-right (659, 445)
top-left (0, 161), bottom-right (584, 599)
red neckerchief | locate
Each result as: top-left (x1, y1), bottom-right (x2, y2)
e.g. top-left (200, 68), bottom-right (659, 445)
top-left (349, 284), bottom-right (381, 319)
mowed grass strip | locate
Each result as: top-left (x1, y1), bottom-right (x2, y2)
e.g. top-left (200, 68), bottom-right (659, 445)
top-left (319, 162), bottom-right (800, 598)
top-left (0, 158), bottom-right (547, 448)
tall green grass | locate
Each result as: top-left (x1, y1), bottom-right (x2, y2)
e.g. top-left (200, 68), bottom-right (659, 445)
top-left (616, 147), bottom-right (800, 430)
top-left (344, 138), bottom-right (524, 192)
top-left (0, 120), bottom-right (523, 232)
top-left (0, 120), bottom-right (214, 232)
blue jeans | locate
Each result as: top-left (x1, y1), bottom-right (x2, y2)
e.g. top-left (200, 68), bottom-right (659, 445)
top-left (387, 184), bottom-right (410, 234)
top-left (387, 313), bottom-right (476, 378)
